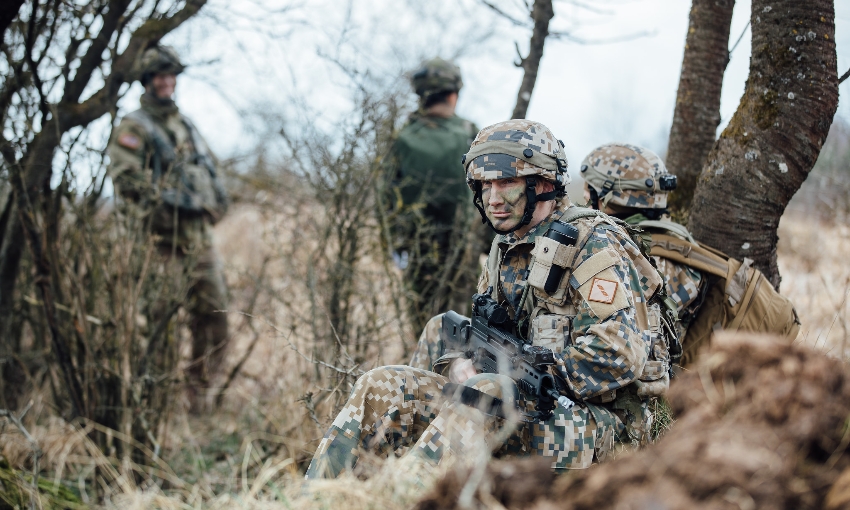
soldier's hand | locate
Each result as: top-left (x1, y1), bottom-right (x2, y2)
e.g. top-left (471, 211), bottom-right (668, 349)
top-left (448, 358), bottom-right (477, 384)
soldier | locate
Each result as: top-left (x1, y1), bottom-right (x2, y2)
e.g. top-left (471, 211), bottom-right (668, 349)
top-left (579, 142), bottom-right (798, 365)
top-left (306, 120), bottom-right (667, 479)
top-left (579, 143), bottom-right (702, 342)
top-left (107, 44), bottom-right (230, 411)
top-left (387, 57), bottom-right (482, 338)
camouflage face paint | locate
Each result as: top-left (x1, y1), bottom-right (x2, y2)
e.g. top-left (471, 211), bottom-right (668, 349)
top-left (483, 178), bottom-right (528, 232)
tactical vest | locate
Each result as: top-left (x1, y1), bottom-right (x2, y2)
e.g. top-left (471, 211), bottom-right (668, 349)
top-left (127, 109), bottom-right (228, 221)
top-left (636, 219), bottom-right (800, 367)
top-left (482, 206), bottom-right (679, 402)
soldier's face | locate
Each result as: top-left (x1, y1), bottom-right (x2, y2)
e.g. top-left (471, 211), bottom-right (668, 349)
top-left (482, 177), bottom-right (528, 231)
top-left (151, 73), bottom-right (177, 99)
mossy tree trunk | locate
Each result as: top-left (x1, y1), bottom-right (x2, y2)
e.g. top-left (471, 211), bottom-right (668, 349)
top-left (666, 0), bottom-right (735, 215)
top-left (687, 0), bottom-right (838, 287)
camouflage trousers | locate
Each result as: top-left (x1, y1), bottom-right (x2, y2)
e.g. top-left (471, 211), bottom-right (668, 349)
top-left (152, 216), bottom-right (229, 397)
top-left (409, 313), bottom-right (446, 372)
top-left (408, 314), bottom-right (653, 443)
top-left (304, 365), bottom-right (622, 479)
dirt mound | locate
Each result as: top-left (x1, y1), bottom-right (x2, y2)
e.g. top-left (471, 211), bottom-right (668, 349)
top-left (415, 332), bottom-right (850, 510)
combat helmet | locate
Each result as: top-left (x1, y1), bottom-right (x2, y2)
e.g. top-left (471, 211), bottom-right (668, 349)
top-left (581, 143), bottom-right (677, 213)
top-left (139, 44), bottom-right (185, 86)
top-left (410, 57), bottom-right (463, 102)
top-left (462, 119), bottom-right (570, 234)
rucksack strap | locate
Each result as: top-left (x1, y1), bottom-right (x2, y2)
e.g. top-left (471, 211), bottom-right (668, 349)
top-left (126, 109), bottom-right (177, 182)
top-left (647, 234), bottom-right (730, 279)
top-left (559, 206), bottom-right (605, 224)
top-left (636, 219), bottom-right (696, 244)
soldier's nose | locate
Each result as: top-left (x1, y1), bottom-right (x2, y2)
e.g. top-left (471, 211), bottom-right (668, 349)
top-left (488, 191), bottom-right (504, 206)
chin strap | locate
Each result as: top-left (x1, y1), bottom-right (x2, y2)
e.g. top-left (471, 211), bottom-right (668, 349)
top-left (473, 177), bottom-right (563, 235)
top-left (588, 187), bottom-right (600, 210)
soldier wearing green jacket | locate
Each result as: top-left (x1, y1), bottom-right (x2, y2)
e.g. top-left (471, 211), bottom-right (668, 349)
top-left (107, 45), bottom-right (229, 411)
top-left (388, 58), bottom-right (482, 338)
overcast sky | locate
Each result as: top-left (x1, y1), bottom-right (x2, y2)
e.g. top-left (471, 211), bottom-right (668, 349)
top-left (116, 0), bottom-right (850, 182)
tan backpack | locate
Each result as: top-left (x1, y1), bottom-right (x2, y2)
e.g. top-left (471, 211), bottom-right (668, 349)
top-left (643, 222), bottom-right (800, 367)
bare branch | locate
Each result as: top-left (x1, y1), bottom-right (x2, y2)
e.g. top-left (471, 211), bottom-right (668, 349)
top-left (478, 0), bottom-right (530, 28)
top-left (0, 0), bottom-right (25, 41)
top-left (59, 0), bottom-right (208, 130)
top-left (548, 28), bottom-right (656, 45)
top-left (62, 0), bottom-right (131, 104)
top-left (556, 0), bottom-right (614, 16)
top-left (839, 67), bottom-right (850, 85)
top-left (728, 20), bottom-right (750, 59)
top-left (514, 41), bottom-right (524, 67)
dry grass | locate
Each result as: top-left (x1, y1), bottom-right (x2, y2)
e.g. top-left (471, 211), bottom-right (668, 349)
top-left (777, 211), bottom-right (850, 358)
top-left (2, 197), bottom-right (848, 509)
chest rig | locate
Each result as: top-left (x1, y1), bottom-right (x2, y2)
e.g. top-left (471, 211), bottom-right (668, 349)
top-left (484, 207), bottom-right (679, 402)
top-left (127, 109), bottom-right (228, 219)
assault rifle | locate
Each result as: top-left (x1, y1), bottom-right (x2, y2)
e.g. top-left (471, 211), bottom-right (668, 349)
top-left (441, 292), bottom-right (574, 421)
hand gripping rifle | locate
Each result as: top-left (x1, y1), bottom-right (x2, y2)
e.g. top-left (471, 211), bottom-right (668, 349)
top-left (441, 292), bottom-right (574, 421)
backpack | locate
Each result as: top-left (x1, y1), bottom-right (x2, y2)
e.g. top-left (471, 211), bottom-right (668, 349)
top-left (638, 220), bottom-right (801, 367)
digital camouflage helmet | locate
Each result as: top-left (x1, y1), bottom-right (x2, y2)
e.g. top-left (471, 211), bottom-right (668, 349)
top-left (410, 57), bottom-right (463, 102)
top-left (581, 143), bottom-right (677, 211)
top-left (463, 119), bottom-right (570, 234)
top-left (139, 45), bottom-right (185, 86)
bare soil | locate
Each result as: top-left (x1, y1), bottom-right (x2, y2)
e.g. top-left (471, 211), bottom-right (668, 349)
top-left (416, 332), bottom-right (850, 509)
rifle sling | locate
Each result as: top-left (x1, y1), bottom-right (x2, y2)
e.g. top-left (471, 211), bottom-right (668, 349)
top-left (442, 382), bottom-right (509, 419)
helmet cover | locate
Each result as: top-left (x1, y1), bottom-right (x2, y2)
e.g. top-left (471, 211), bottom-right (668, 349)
top-left (410, 57), bottom-right (463, 100)
top-left (581, 143), bottom-right (671, 209)
top-left (139, 45), bottom-right (185, 84)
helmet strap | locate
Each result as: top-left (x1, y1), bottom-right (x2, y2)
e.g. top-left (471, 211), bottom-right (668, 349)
top-left (588, 187), bottom-right (600, 210)
top-left (473, 177), bottom-right (561, 235)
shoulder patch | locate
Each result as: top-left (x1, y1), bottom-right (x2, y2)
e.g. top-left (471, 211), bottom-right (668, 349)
top-left (588, 278), bottom-right (618, 304)
top-left (117, 132), bottom-right (141, 150)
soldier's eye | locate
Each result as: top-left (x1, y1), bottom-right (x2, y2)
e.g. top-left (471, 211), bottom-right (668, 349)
top-left (481, 182), bottom-right (492, 191)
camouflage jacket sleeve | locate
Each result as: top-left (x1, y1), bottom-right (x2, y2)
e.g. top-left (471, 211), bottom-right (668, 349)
top-left (654, 255), bottom-right (703, 315)
top-left (107, 117), bottom-right (151, 201)
top-left (559, 221), bottom-right (651, 401)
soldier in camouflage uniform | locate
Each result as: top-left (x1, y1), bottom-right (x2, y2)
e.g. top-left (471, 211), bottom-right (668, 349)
top-left (579, 143), bottom-right (703, 345)
top-left (307, 121), bottom-right (664, 479)
top-left (387, 58), bottom-right (482, 338)
top-left (107, 45), bottom-right (230, 410)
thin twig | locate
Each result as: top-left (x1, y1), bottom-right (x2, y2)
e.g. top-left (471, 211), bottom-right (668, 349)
top-left (839, 67), bottom-right (850, 85)
top-left (478, 0), bottom-right (530, 27)
top-left (232, 311), bottom-right (363, 376)
top-left (728, 21), bottom-right (750, 57)
top-left (1, 402), bottom-right (42, 510)
top-left (215, 256), bottom-right (271, 407)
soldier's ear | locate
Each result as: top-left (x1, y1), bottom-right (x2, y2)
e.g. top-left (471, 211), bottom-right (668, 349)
top-left (537, 180), bottom-right (555, 194)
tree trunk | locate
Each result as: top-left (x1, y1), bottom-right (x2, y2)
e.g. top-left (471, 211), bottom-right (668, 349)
top-left (666, 0), bottom-right (735, 214)
top-left (688, 0), bottom-right (838, 287)
top-left (511, 0), bottom-right (554, 120)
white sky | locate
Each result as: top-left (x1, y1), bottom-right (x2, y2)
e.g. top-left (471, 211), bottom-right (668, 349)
top-left (116, 0), bottom-right (850, 183)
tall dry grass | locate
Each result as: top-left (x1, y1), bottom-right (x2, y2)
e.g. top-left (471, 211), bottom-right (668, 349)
top-left (3, 116), bottom-right (850, 508)
top-left (778, 213), bottom-right (850, 358)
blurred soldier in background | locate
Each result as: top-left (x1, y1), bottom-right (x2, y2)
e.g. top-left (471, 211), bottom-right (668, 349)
top-left (387, 57), bottom-right (484, 340)
top-left (107, 44), bottom-right (230, 411)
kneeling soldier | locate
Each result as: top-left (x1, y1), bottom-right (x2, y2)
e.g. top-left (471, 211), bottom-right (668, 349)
top-left (306, 120), bottom-right (665, 479)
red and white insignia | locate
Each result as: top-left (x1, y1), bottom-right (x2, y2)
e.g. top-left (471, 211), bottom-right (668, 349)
top-left (588, 278), bottom-right (618, 304)
top-left (117, 133), bottom-right (141, 150)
